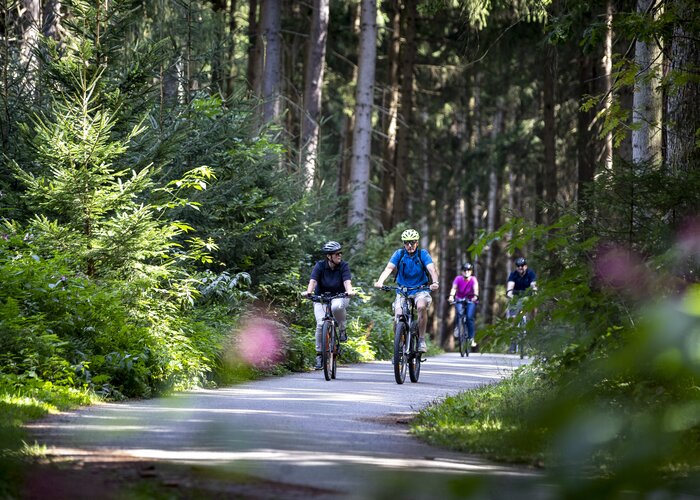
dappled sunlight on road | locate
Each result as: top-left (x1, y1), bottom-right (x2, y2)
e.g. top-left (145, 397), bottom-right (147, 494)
top-left (28, 353), bottom-right (534, 496)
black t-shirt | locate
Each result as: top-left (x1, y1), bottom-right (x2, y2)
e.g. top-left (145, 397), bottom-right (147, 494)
top-left (310, 260), bottom-right (351, 294)
top-left (507, 268), bottom-right (536, 294)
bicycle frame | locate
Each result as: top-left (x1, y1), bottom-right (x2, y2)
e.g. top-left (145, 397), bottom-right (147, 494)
top-left (381, 285), bottom-right (428, 384)
top-left (452, 298), bottom-right (470, 357)
top-left (308, 292), bottom-right (348, 381)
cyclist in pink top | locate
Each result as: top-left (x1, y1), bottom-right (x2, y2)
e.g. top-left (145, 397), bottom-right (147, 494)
top-left (448, 263), bottom-right (479, 347)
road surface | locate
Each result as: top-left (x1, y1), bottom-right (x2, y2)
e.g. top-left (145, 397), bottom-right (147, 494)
top-left (27, 353), bottom-right (544, 499)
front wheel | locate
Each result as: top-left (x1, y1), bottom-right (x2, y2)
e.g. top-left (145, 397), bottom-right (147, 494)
top-left (321, 321), bottom-right (334, 381)
top-left (408, 330), bottom-right (421, 383)
top-left (393, 322), bottom-right (407, 384)
top-left (458, 316), bottom-right (468, 357)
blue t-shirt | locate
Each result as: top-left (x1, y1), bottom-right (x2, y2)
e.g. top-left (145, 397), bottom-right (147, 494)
top-left (390, 248), bottom-right (433, 290)
top-left (310, 260), bottom-right (351, 294)
top-left (507, 268), bottom-right (536, 294)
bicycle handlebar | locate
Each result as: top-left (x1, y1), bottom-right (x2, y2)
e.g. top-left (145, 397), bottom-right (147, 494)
top-left (305, 292), bottom-right (349, 303)
top-left (379, 285), bottom-right (430, 295)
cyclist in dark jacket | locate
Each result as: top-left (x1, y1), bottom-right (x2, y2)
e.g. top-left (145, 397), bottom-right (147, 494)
top-left (303, 241), bottom-right (355, 370)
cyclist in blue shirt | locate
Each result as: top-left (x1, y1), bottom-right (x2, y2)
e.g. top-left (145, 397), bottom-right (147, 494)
top-left (303, 241), bottom-right (355, 370)
top-left (374, 229), bottom-right (439, 352)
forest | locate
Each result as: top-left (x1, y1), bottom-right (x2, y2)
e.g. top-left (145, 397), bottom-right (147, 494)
top-left (1, 0), bottom-right (699, 496)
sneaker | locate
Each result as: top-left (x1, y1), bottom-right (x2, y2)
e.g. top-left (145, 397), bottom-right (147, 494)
top-left (339, 328), bottom-right (347, 342)
top-left (418, 339), bottom-right (427, 353)
top-left (471, 339), bottom-right (477, 347)
top-left (314, 354), bottom-right (322, 370)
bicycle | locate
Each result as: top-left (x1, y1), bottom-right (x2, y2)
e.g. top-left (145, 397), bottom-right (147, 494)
top-left (451, 298), bottom-right (470, 357)
top-left (506, 295), bottom-right (530, 359)
top-left (307, 292), bottom-right (348, 381)
top-left (380, 285), bottom-right (428, 384)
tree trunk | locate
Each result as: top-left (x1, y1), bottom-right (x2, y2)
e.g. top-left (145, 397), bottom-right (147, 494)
top-left (392, 0), bottom-right (416, 224)
top-left (666, 0), bottom-right (700, 175)
top-left (380, 0), bottom-right (401, 230)
top-left (246, 0), bottom-right (262, 94)
top-left (42, 0), bottom-right (62, 40)
top-left (479, 106), bottom-right (503, 324)
top-left (20, 0), bottom-right (40, 95)
top-left (210, 0), bottom-right (227, 96)
top-left (577, 53), bottom-right (596, 217)
top-left (301, 0), bottom-right (329, 190)
top-left (601, 0), bottom-right (614, 171)
top-left (542, 44), bottom-right (557, 224)
top-left (631, 0), bottom-right (662, 164)
top-left (261, 0), bottom-right (282, 126)
top-left (347, 0), bottom-right (377, 244)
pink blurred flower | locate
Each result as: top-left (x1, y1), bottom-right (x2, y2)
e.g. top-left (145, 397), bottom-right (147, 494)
top-left (595, 244), bottom-right (646, 291)
top-left (677, 216), bottom-right (700, 257)
top-left (236, 318), bottom-right (284, 367)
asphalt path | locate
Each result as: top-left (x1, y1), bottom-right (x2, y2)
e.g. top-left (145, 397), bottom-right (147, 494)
top-left (27, 352), bottom-right (544, 499)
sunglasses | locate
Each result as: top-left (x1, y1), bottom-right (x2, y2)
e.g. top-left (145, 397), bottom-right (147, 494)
top-left (517, 264), bottom-right (525, 268)
top-left (404, 240), bottom-right (418, 246)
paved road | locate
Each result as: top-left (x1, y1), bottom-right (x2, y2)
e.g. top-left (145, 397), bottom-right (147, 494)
top-left (28, 353), bottom-right (542, 499)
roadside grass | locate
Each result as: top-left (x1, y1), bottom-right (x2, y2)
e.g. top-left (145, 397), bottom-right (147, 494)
top-left (412, 364), bottom-right (550, 465)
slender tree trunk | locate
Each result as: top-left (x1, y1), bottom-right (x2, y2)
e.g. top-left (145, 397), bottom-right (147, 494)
top-left (301, 0), bottom-right (329, 190)
top-left (42, 0), bottom-right (62, 39)
top-left (392, 0), bottom-right (416, 224)
top-left (347, 0), bottom-right (377, 244)
top-left (261, 0), bottom-right (282, 126)
top-left (666, 0), bottom-right (700, 175)
top-left (380, 0), bottom-right (401, 230)
top-left (338, 2), bottom-right (361, 199)
top-left (542, 44), bottom-right (557, 224)
top-left (577, 53), bottom-right (597, 217)
top-left (601, 0), bottom-right (614, 171)
top-left (631, 0), bottom-right (662, 164)
top-left (247, 0), bottom-right (262, 94)
top-left (20, 0), bottom-right (40, 95)
top-left (210, 0), bottom-right (227, 96)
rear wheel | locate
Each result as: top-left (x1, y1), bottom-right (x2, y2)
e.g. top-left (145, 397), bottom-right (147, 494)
top-left (331, 327), bottom-right (338, 379)
top-left (408, 331), bottom-right (421, 383)
top-left (322, 321), bottom-right (333, 381)
top-left (393, 322), bottom-right (407, 384)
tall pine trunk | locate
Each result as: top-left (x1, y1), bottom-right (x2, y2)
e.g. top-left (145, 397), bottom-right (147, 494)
top-left (301, 0), bottom-right (329, 190)
top-left (631, 0), bottom-right (662, 164)
top-left (261, 0), bottom-right (281, 125)
top-left (380, 0), bottom-right (401, 230)
top-left (392, 0), bottom-right (416, 224)
top-left (347, 0), bottom-right (377, 244)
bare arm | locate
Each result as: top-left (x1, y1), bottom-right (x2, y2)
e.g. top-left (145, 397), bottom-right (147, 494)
top-left (374, 262), bottom-right (396, 288)
top-left (344, 279), bottom-right (356, 295)
top-left (473, 278), bottom-right (479, 300)
top-left (427, 262), bottom-right (439, 291)
top-left (304, 279), bottom-right (317, 296)
top-left (506, 280), bottom-right (515, 298)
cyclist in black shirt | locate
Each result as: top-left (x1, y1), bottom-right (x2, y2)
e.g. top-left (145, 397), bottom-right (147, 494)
top-left (303, 241), bottom-right (355, 369)
top-left (506, 257), bottom-right (537, 298)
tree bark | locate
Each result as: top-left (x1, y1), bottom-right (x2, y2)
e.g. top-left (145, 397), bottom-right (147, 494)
top-left (301, 0), bottom-right (329, 190)
top-left (20, 0), bottom-right (40, 95)
top-left (42, 0), bottom-right (62, 40)
top-left (601, 0), bottom-right (614, 171)
top-left (631, 0), bottom-right (662, 164)
top-left (392, 0), bottom-right (416, 224)
top-left (577, 53), bottom-right (597, 217)
top-left (542, 44), bottom-right (557, 224)
top-left (666, 0), bottom-right (700, 174)
top-left (380, 0), bottom-right (401, 230)
top-left (261, 0), bottom-right (282, 126)
top-left (347, 0), bottom-right (377, 244)
top-left (246, 0), bottom-right (262, 94)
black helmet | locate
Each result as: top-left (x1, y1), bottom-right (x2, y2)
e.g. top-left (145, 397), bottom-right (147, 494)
top-left (515, 257), bottom-right (527, 266)
top-left (462, 263), bottom-right (473, 271)
top-left (322, 241), bottom-right (342, 254)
